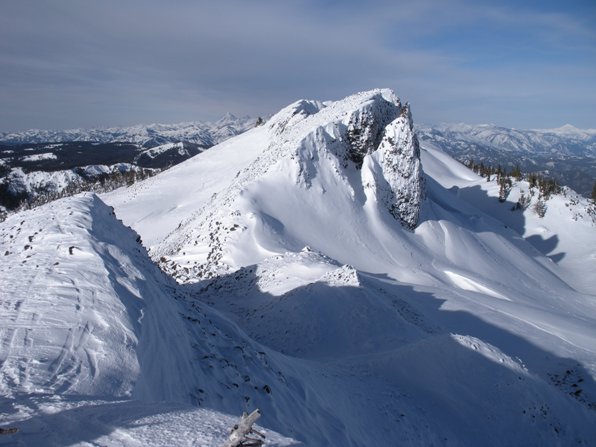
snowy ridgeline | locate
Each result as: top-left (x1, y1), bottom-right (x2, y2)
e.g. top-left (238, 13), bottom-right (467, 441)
top-left (417, 122), bottom-right (596, 157)
top-left (1, 89), bottom-right (596, 446)
top-left (0, 195), bottom-right (299, 446)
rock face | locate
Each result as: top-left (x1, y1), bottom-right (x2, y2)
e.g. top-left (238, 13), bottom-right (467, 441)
top-left (361, 104), bottom-right (423, 229)
top-left (345, 91), bottom-right (402, 168)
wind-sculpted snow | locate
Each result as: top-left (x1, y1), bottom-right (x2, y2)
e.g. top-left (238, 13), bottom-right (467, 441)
top-left (0, 194), bottom-right (198, 401)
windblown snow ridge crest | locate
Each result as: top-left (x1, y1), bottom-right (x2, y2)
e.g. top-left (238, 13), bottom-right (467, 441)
top-left (156, 89), bottom-right (424, 281)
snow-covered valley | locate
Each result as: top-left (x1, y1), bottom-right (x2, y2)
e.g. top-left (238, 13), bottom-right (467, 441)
top-left (1, 90), bottom-right (595, 446)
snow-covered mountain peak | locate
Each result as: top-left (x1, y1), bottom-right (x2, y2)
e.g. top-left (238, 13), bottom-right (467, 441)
top-left (148, 89), bottom-right (423, 280)
top-left (539, 123), bottom-right (596, 137)
top-left (266, 98), bottom-right (326, 136)
top-left (265, 89), bottom-right (423, 226)
top-left (558, 124), bottom-right (581, 132)
top-left (218, 112), bottom-right (238, 121)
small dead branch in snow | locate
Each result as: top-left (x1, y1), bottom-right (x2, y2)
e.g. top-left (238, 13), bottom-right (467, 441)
top-left (221, 409), bottom-right (266, 447)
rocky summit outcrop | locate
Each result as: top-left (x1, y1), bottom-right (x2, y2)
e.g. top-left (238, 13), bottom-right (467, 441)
top-left (268, 88), bottom-right (424, 229)
top-left (360, 103), bottom-right (423, 229)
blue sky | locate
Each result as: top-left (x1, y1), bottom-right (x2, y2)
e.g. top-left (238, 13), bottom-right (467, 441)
top-left (1, 0), bottom-right (594, 131)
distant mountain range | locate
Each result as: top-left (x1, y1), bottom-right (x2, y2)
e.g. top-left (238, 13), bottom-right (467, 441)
top-left (0, 115), bottom-right (258, 211)
top-left (417, 123), bottom-right (596, 197)
top-left (1, 116), bottom-right (594, 216)
top-left (0, 113), bottom-right (256, 148)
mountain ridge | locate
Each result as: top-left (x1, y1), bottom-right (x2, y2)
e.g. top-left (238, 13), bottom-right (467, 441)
top-left (418, 122), bottom-right (596, 157)
top-left (0, 114), bottom-right (256, 148)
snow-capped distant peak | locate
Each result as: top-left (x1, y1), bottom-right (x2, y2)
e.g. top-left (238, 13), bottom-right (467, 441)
top-left (215, 112), bottom-right (238, 123)
top-left (535, 123), bottom-right (596, 137)
top-left (557, 124), bottom-right (580, 132)
top-left (0, 115), bottom-right (257, 148)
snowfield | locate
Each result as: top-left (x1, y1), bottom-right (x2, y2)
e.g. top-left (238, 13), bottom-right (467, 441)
top-left (1, 89), bottom-right (596, 446)
top-left (19, 152), bottom-right (58, 162)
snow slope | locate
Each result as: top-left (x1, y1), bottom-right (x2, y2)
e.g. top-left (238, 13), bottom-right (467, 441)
top-left (0, 195), bottom-right (299, 445)
top-left (104, 89), bottom-right (595, 444)
top-left (1, 89), bottom-right (595, 446)
top-left (0, 194), bottom-right (198, 401)
top-left (420, 140), bottom-right (596, 294)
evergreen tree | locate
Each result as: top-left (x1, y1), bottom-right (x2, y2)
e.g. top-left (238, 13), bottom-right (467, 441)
top-left (514, 191), bottom-right (531, 210)
top-left (498, 176), bottom-right (513, 202)
top-left (534, 199), bottom-right (547, 218)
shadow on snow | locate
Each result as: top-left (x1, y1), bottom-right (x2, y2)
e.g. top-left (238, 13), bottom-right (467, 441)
top-left (422, 176), bottom-right (565, 263)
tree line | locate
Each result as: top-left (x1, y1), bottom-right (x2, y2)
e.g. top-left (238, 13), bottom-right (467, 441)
top-left (464, 160), bottom-right (566, 218)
